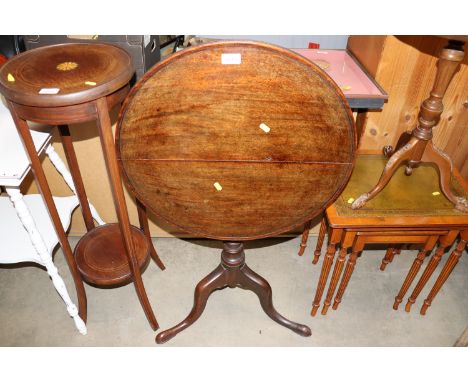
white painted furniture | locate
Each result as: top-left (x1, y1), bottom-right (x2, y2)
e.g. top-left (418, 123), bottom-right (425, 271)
top-left (0, 95), bottom-right (104, 334)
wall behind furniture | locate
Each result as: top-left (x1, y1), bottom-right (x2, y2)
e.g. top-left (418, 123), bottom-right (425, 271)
top-left (200, 35), bottom-right (349, 49)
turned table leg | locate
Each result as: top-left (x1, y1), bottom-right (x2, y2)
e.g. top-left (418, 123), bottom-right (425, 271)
top-left (322, 231), bottom-right (356, 315)
top-left (405, 230), bottom-right (458, 312)
top-left (310, 228), bottom-right (342, 316)
top-left (312, 217), bottom-right (327, 264)
top-left (421, 232), bottom-right (467, 315)
top-left (332, 235), bottom-right (365, 311)
top-left (393, 235), bottom-right (439, 310)
top-left (298, 220), bottom-right (312, 256)
top-left (380, 245), bottom-right (401, 271)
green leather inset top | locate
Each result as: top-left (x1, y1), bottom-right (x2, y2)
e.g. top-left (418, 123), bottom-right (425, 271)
top-left (334, 155), bottom-right (468, 217)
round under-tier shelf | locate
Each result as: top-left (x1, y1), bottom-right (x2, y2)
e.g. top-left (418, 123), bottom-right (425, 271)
top-left (74, 223), bottom-right (150, 287)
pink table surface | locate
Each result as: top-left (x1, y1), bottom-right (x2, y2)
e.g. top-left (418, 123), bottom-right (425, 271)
top-left (293, 49), bottom-right (386, 99)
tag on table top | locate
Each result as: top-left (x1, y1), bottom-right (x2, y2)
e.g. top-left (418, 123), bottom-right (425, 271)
top-left (39, 88), bottom-right (60, 95)
top-left (221, 53), bottom-right (241, 65)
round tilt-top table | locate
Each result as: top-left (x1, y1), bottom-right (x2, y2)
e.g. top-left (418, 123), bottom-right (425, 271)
top-left (117, 41), bottom-right (357, 343)
top-left (0, 43), bottom-right (164, 331)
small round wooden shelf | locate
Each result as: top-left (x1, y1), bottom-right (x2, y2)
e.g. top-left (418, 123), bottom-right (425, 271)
top-left (0, 42), bottom-right (162, 330)
top-left (74, 223), bottom-right (150, 287)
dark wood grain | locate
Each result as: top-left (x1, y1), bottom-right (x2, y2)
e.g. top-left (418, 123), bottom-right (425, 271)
top-left (0, 43), bottom-right (133, 107)
top-left (117, 40), bottom-right (356, 241)
top-left (117, 41), bottom-right (356, 342)
top-left (155, 242), bottom-right (311, 344)
top-left (75, 223), bottom-right (150, 286)
top-left (0, 43), bottom-right (160, 331)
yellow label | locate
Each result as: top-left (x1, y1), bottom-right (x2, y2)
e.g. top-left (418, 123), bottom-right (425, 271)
top-left (84, 81), bottom-right (96, 86)
top-left (214, 182), bottom-right (222, 191)
top-left (341, 85), bottom-right (352, 91)
top-left (56, 61), bottom-right (78, 71)
top-left (7, 73), bottom-right (15, 82)
top-left (347, 197), bottom-right (355, 204)
top-left (432, 191), bottom-right (440, 196)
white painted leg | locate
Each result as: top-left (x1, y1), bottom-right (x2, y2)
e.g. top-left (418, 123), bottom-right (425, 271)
top-left (6, 187), bottom-right (87, 335)
top-left (45, 144), bottom-right (105, 226)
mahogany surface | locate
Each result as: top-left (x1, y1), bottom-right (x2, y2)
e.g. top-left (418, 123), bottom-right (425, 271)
top-left (117, 41), bottom-right (356, 342)
top-left (0, 42), bottom-right (160, 331)
top-left (0, 43), bottom-right (133, 107)
top-left (74, 223), bottom-right (150, 287)
top-left (117, 40), bottom-right (356, 241)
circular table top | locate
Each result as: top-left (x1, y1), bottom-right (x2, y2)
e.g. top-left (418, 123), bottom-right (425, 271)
top-left (117, 41), bottom-right (356, 241)
top-left (0, 43), bottom-right (133, 107)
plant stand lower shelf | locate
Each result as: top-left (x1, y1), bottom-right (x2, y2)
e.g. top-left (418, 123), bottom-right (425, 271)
top-left (74, 223), bottom-right (150, 287)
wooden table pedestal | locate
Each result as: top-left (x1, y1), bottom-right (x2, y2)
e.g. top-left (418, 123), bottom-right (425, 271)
top-left (117, 41), bottom-right (357, 343)
top-left (156, 242), bottom-right (311, 343)
top-left (352, 40), bottom-right (467, 213)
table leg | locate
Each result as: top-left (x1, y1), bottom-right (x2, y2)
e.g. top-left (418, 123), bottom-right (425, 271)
top-left (311, 228), bottom-right (342, 316)
top-left (405, 230), bottom-right (458, 312)
top-left (45, 143), bottom-right (105, 227)
top-left (322, 231), bottom-right (356, 315)
top-left (136, 198), bottom-right (165, 270)
top-left (421, 232), bottom-right (467, 315)
top-left (8, 105), bottom-right (87, 323)
top-left (332, 235), bottom-right (365, 311)
top-left (5, 187), bottom-right (87, 334)
top-left (380, 245), bottom-right (401, 271)
top-left (352, 43), bottom-right (467, 212)
top-left (421, 142), bottom-right (467, 212)
top-left (312, 217), bottom-right (327, 264)
top-left (156, 242), bottom-right (311, 344)
top-left (393, 235), bottom-right (439, 310)
top-left (298, 220), bottom-right (312, 256)
top-left (95, 97), bottom-right (158, 330)
top-left (351, 138), bottom-right (418, 210)
top-left (57, 125), bottom-right (96, 231)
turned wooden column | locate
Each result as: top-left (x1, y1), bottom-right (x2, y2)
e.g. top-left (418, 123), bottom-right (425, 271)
top-left (352, 40), bottom-right (467, 212)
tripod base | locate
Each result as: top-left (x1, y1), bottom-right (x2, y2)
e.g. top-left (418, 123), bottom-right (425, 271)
top-left (156, 242), bottom-right (311, 344)
top-left (352, 42), bottom-right (467, 213)
top-left (352, 138), bottom-right (468, 212)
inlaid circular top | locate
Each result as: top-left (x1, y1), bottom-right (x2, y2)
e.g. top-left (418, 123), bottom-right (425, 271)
top-left (117, 41), bottom-right (357, 241)
top-left (0, 43), bottom-right (133, 107)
